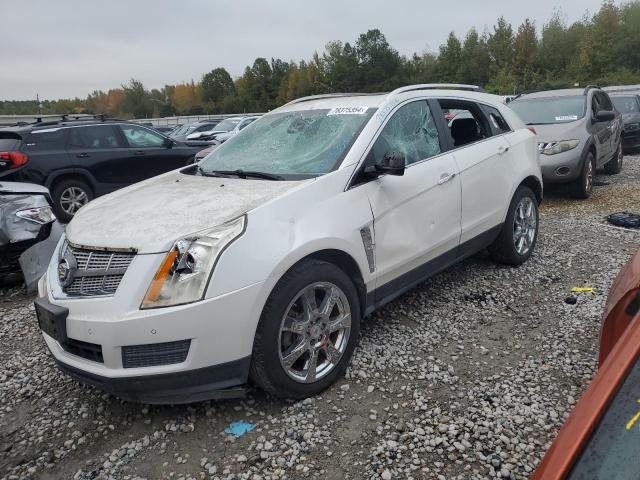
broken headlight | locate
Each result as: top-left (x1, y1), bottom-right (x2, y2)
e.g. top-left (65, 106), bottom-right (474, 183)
top-left (538, 139), bottom-right (579, 155)
top-left (141, 216), bottom-right (245, 309)
top-left (15, 206), bottom-right (56, 224)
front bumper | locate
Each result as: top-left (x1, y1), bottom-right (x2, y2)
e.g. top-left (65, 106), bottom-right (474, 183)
top-left (38, 251), bottom-right (268, 403)
top-left (539, 149), bottom-right (583, 183)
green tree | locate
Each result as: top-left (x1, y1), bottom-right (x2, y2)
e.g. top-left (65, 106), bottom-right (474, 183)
top-left (457, 29), bottom-right (491, 86)
top-left (513, 19), bottom-right (538, 90)
top-left (355, 29), bottom-right (403, 91)
top-left (201, 68), bottom-right (236, 104)
top-left (438, 32), bottom-right (462, 82)
top-left (580, 1), bottom-right (621, 79)
top-left (488, 17), bottom-right (514, 73)
top-left (121, 79), bottom-right (152, 118)
top-left (323, 40), bottom-right (361, 91)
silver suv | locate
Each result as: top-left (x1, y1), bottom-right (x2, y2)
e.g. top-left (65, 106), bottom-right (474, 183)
top-left (509, 86), bottom-right (623, 198)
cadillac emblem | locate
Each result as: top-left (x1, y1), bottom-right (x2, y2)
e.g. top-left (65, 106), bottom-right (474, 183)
top-left (57, 252), bottom-right (77, 287)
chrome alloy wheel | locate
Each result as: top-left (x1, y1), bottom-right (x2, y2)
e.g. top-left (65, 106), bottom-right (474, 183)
top-left (59, 187), bottom-right (89, 215)
top-left (513, 196), bottom-right (537, 256)
top-left (585, 159), bottom-right (594, 193)
top-left (278, 282), bottom-right (351, 383)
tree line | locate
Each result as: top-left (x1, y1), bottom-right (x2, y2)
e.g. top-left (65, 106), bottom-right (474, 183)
top-left (2, 1), bottom-right (639, 119)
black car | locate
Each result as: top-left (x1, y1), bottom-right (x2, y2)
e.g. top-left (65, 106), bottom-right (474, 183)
top-left (0, 117), bottom-right (205, 222)
top-left (610, 93), bottom-right (640, 152)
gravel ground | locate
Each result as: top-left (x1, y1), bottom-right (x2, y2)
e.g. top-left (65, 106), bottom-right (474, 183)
top-left (2, 155), bottom-right (640, 480)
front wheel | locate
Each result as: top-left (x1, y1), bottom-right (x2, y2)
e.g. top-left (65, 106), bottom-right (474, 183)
top-left (604, 142), bottom-right (623, 174)
top-left (489, 186), bottom-right (539, 266)
top-left (572, 153), bottom-right (595, 199)
top-left (250, 259), bottom-right (361, 399)
top-left (52, 179), bottom-right (94, 223)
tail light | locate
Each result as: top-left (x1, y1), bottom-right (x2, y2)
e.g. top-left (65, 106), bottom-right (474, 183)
top-left (527, 127), bottom-right (537, 135)
top-left (0, 151), bottom-right (29, 168)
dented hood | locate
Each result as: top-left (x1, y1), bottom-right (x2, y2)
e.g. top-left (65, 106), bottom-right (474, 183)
top-left (66, 171), bottom-right (304, 254)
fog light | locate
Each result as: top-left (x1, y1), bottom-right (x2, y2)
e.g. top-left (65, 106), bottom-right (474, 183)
top-left (555, 166), bottom-right (571, 176)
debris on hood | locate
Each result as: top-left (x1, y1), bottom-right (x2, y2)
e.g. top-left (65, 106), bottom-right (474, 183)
top-left (607, 212), bottom-right (640, 229)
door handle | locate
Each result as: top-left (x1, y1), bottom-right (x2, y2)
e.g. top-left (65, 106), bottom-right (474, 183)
top-left (497, 145), bottom-right (510, 155)
top-left (133, 150), bottom-right (145, 156)
top-left (75, 152), bottom-right (89, 158)
top-left (437, 172), bottom-right (456, 185)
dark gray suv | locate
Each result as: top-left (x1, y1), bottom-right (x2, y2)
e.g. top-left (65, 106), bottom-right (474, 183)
top-left (509, 86), bottom-right (623, 198)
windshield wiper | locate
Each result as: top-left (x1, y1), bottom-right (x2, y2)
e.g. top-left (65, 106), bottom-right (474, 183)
top-left (200, 169), bottom-right (284, 181)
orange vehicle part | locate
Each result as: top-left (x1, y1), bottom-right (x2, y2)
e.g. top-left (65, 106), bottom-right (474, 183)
top-left (599, 249), bottom-right (640, 366)
top-left (532, 311), bottom-right (640, 479)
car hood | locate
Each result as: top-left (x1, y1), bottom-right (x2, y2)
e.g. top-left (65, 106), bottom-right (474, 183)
top-left (66, 170), bottom-right (305, 254)
top-left (531, 121), bottom-right (586, 144)
top-left (622, 112), bottom-right (640, 125)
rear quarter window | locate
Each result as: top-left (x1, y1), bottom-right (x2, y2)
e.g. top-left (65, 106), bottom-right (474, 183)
top-left (0, 132), bottom-right (23, 151)
top-left (24, 129), bottom-right (68, 150)
top-left (481, 105), bottom-right (512, 134)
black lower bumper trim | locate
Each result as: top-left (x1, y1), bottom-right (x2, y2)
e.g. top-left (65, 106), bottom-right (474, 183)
top-left (54, 356), bottom-right (250, 404)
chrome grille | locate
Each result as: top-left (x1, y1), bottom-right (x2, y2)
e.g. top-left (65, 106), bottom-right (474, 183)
top-left (60, 243), bottom-right (135, 297)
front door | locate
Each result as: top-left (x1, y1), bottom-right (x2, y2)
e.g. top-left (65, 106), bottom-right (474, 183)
top-left (118, 124), bottom-right (190, 183)
top-left (361, 100), bottom-right (462, 298)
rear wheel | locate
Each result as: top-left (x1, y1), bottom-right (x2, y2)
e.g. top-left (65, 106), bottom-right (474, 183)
top-left (604, 142), bottom-right (623, 174)
top-left (52, 179), bottom-right (93, 223)
top-left (489, 186), bottom-right (539, 266)
top-left (572, 152), bottom-right (595, 199)
top-left (250, 259), bottom-right (360, 399)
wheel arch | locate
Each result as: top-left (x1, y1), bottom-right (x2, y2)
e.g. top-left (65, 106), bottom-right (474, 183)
top-left (518, 175), bottom-right (543, 204)
top-left (46, 169), bottom-right (97, 195)
top-left (268, 248), bottom-right (368, 320)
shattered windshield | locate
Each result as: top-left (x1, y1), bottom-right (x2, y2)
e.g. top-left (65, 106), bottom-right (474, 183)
top-left (198, 108), bottom-right (375, 178)
top-left (510, 96), bottom-right (586, 124)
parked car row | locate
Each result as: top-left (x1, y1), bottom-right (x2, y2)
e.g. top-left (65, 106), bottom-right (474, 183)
top-left (0, 117), bottom-right (207, 222)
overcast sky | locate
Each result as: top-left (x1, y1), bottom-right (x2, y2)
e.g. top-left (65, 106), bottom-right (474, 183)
top-left (1, 0), bottom-right (606, 101)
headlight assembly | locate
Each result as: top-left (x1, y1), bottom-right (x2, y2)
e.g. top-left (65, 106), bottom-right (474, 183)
top-left (141, 216), bottom-right (246, 309)
top-left (15, 205), bottom-right (56, 224)
top-left (538, 140), bottom-right (580, 156)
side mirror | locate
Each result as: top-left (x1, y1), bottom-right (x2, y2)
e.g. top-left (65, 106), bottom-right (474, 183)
top-left (595, 110), bottom-right (615, 122)
top-left (365, 151), bottom-right (406, 177)
top-left (165, 137), bottom-right (175, 148)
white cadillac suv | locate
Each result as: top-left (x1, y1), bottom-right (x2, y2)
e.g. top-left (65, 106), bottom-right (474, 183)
top-left (35, 85), bottom-right (542, 403)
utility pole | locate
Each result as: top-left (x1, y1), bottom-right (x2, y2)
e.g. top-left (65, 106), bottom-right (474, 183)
top-left (36, 93), bottom-right (42, 115)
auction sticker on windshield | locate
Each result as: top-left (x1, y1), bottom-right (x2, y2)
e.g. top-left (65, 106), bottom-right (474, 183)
top-left (327, 106), bottom-right (369, 115)
top-left (555, 115), bottom-right (579, 121)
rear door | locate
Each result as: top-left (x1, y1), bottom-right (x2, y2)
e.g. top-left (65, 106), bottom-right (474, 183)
top-left (22, 128), bottom-right (70, 183)
top-left (590, 92), bottom-right (612, 165)
top-left (439, 99), bottom-right (514, 244)
top-left (361, 99), bottom-right (462, 294)
top-left (66, 124), bottom-right (130, 195)
top-left (118, 124), bottom-right (192, 182)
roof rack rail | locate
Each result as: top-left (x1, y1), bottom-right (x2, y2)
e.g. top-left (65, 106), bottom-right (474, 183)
top-left (285, 92), bottom-right (384, 106)
top-left (603, 85), bottom-right (640, 93)
top-left (389, 84), bottom-right (484, 96)
top-left (583, 85), bottom-right (601, 95)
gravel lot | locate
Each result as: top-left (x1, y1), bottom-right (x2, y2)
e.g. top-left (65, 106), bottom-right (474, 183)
top-left (2, 155), bottom-right (640, 480)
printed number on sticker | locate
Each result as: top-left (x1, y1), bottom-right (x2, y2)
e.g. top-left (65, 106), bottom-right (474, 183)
top-left (328, 106), bottom-right (368, 115)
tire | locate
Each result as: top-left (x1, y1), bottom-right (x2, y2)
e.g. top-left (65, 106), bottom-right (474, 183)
top-left (603, 142), bottom-right (623, 174)
top-left (572, 152), bottom-right (595, 199)
top-left (250, 259), bottom-right (361, 399)
top-left (489, 186), bottom-right (539, 266)
top-left (52, 179), bottom-right (94, 223)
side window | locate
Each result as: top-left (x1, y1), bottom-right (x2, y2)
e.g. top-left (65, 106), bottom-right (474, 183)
top-left (239, 118), bottom-right (256, 131)
top-left (440, 101), bottom-right (492, 148)
top-left (368, 101), bottom-right (441, 166)
top-left (68, 125), bottom-right (124, 149)
top-left (195, 124), bottom-right (214, 133)
top-left (591, 94), bottom-right (601, 117)
top-left (481, 105), bottom-right (512, 134)
top-left (120, 125), bottom-right (166, 148)
top-left (598, 92), bottom-right (613, 111)
top-left (24, 129), bottom-right (68, 151)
